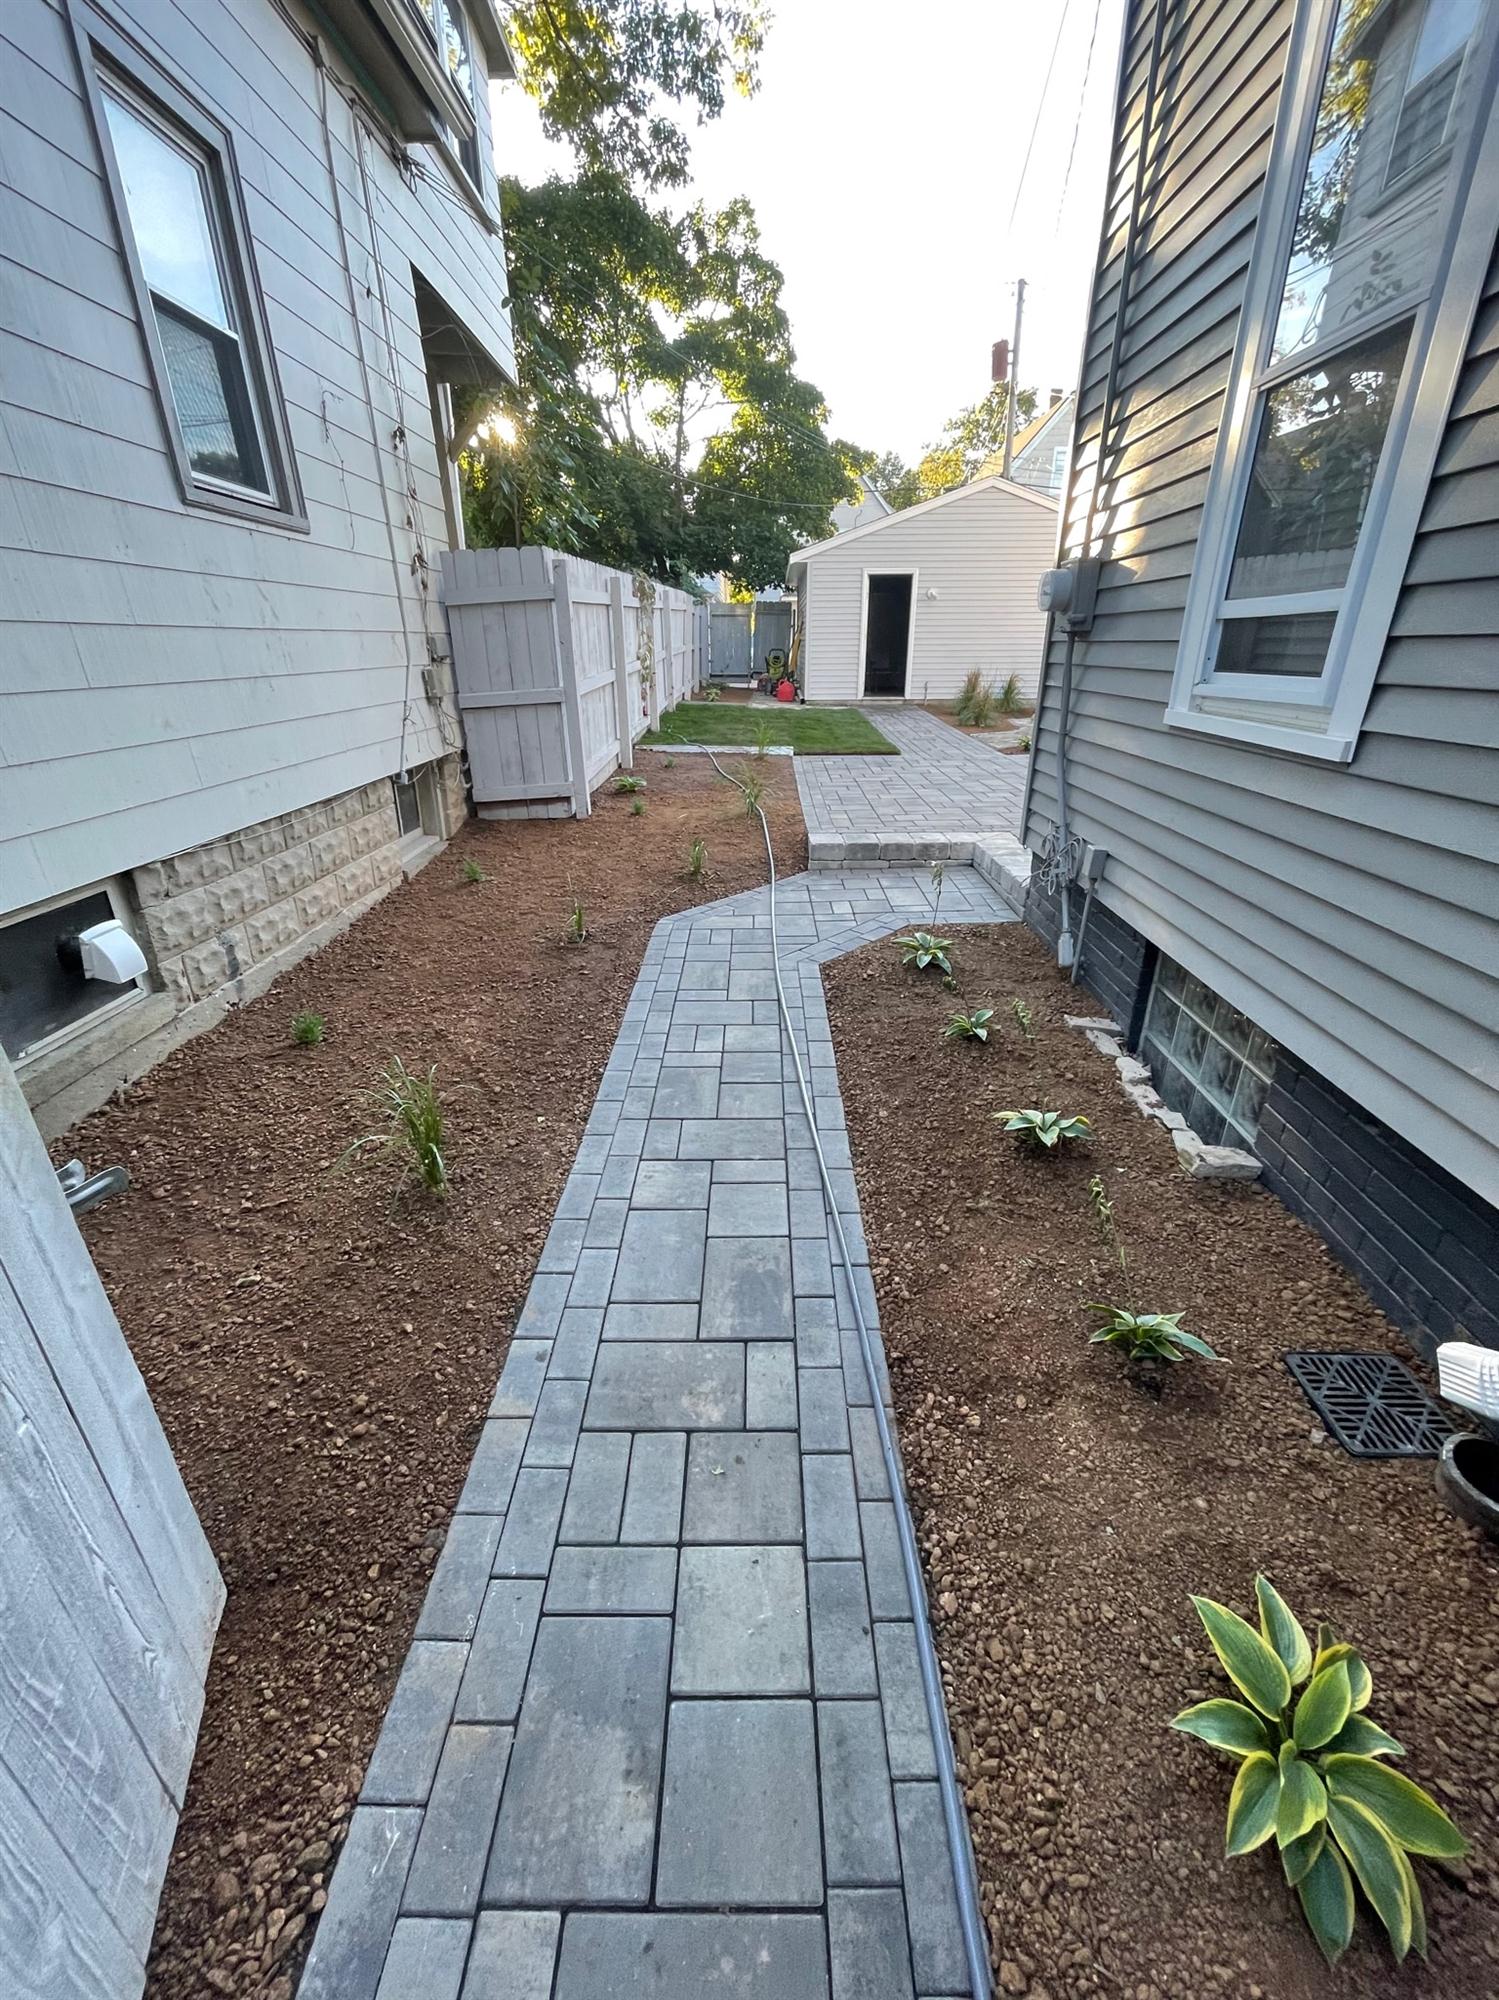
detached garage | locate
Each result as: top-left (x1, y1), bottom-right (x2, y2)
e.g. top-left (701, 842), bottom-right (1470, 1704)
top-left (787, 474), bottom-right (1058, 704)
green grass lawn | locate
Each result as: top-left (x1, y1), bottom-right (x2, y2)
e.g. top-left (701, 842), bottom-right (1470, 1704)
top-left (641, 702), bottom-right (898, 755)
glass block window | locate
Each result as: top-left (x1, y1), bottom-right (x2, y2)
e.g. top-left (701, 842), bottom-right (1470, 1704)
top-left (1140, 957), bottom-right (1278, 1149)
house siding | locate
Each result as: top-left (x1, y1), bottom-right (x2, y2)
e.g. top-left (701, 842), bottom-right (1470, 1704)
top-left (1022, 0), bottom-right (1499, 1212)
top-left (794, 484), bottom-right (1058, 705)
top-left (0, 0), bottom-right (515, 916)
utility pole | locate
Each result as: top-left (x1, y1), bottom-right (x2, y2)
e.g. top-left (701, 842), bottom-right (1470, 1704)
top-left (1000, 277), bottom-right (1026, 477)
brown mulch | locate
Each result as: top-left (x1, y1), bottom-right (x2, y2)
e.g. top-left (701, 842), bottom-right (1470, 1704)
top-left (824, 922), bottom-right (1499, 2000)
top-left (65, 756), bottom-right (803, 2000)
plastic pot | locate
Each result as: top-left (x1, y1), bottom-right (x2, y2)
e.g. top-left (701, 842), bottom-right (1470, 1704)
top-left (1434, 1433), bottom-right (1499, 1542)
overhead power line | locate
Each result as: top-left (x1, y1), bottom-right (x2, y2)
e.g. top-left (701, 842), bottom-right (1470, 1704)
top-left (1008, 0), bottom-right (1076, 236)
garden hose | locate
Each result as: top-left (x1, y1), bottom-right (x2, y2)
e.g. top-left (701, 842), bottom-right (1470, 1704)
top-left (705, 750), bottom-right (994, 2000)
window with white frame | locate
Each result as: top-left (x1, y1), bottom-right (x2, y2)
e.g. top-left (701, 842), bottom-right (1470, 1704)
top-left (74, 5), bottom-right (304, 526)
top-left (1166, 0), bottom-right (1498, 761)
top-left (1140, 958), bottom-right (1278, 1150)
top-left (0, 883), bottom-right (149, 1065)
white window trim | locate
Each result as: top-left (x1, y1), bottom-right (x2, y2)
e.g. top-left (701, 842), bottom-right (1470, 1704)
top-left (1165, 0), bottom-right (1499, 764)
top-left (856, 567), bottom-right (918, 699)
top-left (5, 879), bottom-right (151, 1070)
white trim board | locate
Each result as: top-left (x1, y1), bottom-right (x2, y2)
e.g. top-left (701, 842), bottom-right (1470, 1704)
top-left (856, 566), bottom-right (919, 699)
top-left (787, 473), bottom-right (1058, 570)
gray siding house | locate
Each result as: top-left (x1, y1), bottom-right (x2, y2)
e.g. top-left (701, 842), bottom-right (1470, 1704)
top-left (1, 0), bottom-right (517, 1133)
top-left (1023, 0), bottom-right (1499, 1350)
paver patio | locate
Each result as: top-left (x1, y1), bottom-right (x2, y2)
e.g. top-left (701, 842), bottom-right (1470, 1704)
top-left (794, 706), bottom-right (1027, 858)
top-left (300, 864), bottom-right (1013, 2000)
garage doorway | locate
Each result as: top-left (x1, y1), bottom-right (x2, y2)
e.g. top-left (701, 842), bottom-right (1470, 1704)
top-left (862, 572), bottom-right (914, 696)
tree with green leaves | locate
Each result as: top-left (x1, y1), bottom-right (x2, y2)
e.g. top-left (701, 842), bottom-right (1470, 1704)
top-left (870, 381), bottom-right (1040, 512)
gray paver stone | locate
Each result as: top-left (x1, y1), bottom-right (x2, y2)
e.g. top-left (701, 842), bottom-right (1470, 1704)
top-left (523, 1379), bottom-right (587, 1468)
top-left (374, 1917), bottom-right (470, 2000)
top-left (828, 1888), bottom-right (917, 2000)
top-left (802, 1452), bottom-right (861, 1559)
top-left (585, 1342), bottom-right (744, 1430)
top-left (620, 1431), bottom-right (686, 1543)
top-left (567, 1248), bottom-right (618, 1307)
top-left (489, 1340), bottom-right (551, 1418)
top-left (584, 1198), bottom-right (628, 1248)
top-left (808, 1559), bottom-right (878, 1696)
top-left (655, 1699), bottom-right (822, 1908)
top-left (492, 1468), bottom-right (569, 1578)
top-left (630, 1159), bottom-right (712, 1207)
top-left (601, 1301), bottom-right (698, 1341)
top-left (296, 1805), bottom-right (421, 2000)
top-left (895, 1782), bottom-right (969, 1995)
top-left (544, 1545), bottom-right (678, 1614)
top-left (454, 1579), bottom-right (543, 1725)
top-left (402, 1725), bottom-right (513, 1917)
top-left (361, 1642), bottom-right (467, 1805)
top-left (799, 1367), bottom-right (851, 1452)
top-left (611, 1207), bottom-right (707, 1303)
top-left (548, 1308), bottom-right (603, 1380)
top-left (795, 1295), bottom-right (841, 1366)
top-left (553, 1914), bottom-right (829, 1997)
top-left (683, 1430), bottom-right (803, 1543)
top-left (455, 1419), bottom-right (528, 1515)
top-left (677, 1117), bottom-right (785, 1159)
top-left (818, 1700), bottom-right (901, 1885)
top-left (700, 1236), bottom-right (793, 1340)
top-left (559, 1431), bottom-right (630, 1543)
top-left (462, 1911), bottom-right (561, 1998)
top-left (484, 1616), bottom-right (670, 1907)
top-left (746, 1341), bottom-right (798, 1428)
top-left (672, 1544), bottom-right (810, 1695)
top-left (708, 1180), bottom-right (789, 1237)
top-left (848, 1405), bottom-right (892, 1499)
top-left (652, 1066), bottom-right (720, 1117)
top-left (860, 1499), bottom-right (911, 1619)
top-left (415, 1514), bottom-right (504, 1642)
top-left (875, 1622), bottom-right (939, 1779)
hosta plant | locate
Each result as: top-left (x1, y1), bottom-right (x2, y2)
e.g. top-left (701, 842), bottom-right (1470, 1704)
top-left (897, 931), bottom-right (953, 975)
top-left (995, 1108), bottom-right (1089, 1148)
top-left (614, 774), bottom-right (645, 795)
top-left (1088, 1303), bottom-right (1217, 1362)
top-left (943, 1006), bottom-right (995, 1043)
top-left (1172, 1579), bottom-right (1467, 1963)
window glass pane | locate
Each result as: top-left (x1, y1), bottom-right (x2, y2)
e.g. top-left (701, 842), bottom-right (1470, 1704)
top-left (1214, 611), bottom-right (1338, 677)
top-left (1229, 318), bottom-right (1409, 598)
top-left (393, 775), bottom-right (424, 837)
top-left (1271, 0), bottom-right (1488, 365)
top-left (442, 0), bottom-right (476, 105)
top-left (102, 90), bottom-right (229, 330)
top-left (156, 305), bottom-right (267, 490)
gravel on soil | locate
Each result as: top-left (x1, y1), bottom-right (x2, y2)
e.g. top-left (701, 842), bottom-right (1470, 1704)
top-left (63, 757), bottom-right (804, 2000)
top-left (824, 921), bottom-right (1499, 2000)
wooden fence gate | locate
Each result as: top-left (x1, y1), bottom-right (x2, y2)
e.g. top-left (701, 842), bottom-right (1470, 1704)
top-left (1, 1050), bottom-right (223, 1998)
top-left (708, 599), bottom-right (795, 680)
top-left (440, 547), bottom-right (707, 819)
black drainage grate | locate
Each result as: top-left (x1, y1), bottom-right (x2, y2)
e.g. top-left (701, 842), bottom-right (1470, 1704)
top-left (1284, 1351), bottom-right (1454, 1459)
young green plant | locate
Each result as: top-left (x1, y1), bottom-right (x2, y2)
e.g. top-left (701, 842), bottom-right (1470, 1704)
top-left (345, 1057), bottom-right (448, 1198)
top-left (995, 1108), bottom-right (1090, 1148)
top-left (954, 668), bottom-right (997, 728)
top-left (943, 1006), bottom-right (995, 1043)
top-left (291, 1010), bottom-right (325, 1047)
top-left (1171, 1579), bottom-right (1467, 1963)
top-left (738, 770), bottom-right (765, 817)
top-left (753, 718), bottom-right (773, 759)
top-left (1010, 997), bottom-right (1037, 1040)
top-left (614, 774), bottom-right (646, 794)
top-left (630, 796), bottom-right (646, 817)
top-left (564, 894), bottom-right (587, 945)
top-left (458, 857), bottom-right (487, 885)
top-left (896, 931), bottom-right (953, 975)
top-left (686, 838), bottom-right (707, 878)
top-left (995, 671), bottom-right (1025, 714)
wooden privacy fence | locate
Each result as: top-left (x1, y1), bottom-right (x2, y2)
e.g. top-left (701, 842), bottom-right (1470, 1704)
top-left (707, 598), bottom-right (795, 680)
top-left (439, 547), bottom-right (708, 818)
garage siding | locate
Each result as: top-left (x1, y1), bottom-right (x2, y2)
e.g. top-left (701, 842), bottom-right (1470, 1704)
top-left (794, 483), bottom-right (1058, 705)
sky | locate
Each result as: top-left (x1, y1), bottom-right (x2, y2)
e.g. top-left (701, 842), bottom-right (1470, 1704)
top-left (490, 0), bottom-right (1125, 466)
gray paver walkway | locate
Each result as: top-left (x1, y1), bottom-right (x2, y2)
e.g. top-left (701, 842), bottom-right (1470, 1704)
top-left (795, 705), bottom-right (1027, 856)
top-left (300, 865), bottom-right (1013, 2000)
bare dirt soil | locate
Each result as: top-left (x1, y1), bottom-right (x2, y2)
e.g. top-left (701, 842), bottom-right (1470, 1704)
top-left (824, 921), bottom-right (1499, 2000)
top-left (66, 756), bottom-right (803, 1999)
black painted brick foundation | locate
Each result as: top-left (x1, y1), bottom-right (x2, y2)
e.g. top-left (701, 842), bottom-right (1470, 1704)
top-left (1024, 872), bottom-right (1499, 1358)
top-left (1023, 874), bottom-right (1153, 1042)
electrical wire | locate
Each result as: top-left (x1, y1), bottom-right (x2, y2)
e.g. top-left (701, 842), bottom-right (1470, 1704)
top-left (704, 750), bottom-right (995, 2000)
top-left (1055, 0), bottom-right (1107, 234)
top-left (1007, 0), bottom-right (1076, 235)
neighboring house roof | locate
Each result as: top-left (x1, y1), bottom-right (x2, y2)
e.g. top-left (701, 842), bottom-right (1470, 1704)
top-left (976, 393), bottom-right (1075, 487)
top-left (787, 472), bottom-right (1057, 571)
top-left (829, 482), bottom-right (894, 534)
